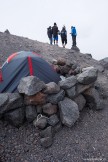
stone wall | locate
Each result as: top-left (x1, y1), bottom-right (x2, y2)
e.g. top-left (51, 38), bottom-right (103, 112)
top-left (0, 67), bottom-right (104, 148)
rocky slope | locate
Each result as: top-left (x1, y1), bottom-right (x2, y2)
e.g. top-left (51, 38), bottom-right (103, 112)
top-left (0, 31), bottom-right (108, 162)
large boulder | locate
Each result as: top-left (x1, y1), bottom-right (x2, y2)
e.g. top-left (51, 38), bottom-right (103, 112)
top-left (18, 76), bottom-right (46, 96)
top-left (83, 88), bottom-right (104, 110)
top-left (43, 82), bottom-right (60, 94)
top-left (77, 67), bottom-right (98, 84)
top-left (66, 86), bottom-right (76, 99)
top-left (4, 107), bottom-right (25, 127)
top-left (47, 89), bottom-right (65, 104)
top-left (58, 97), bottom-right (79, 127)
top-left (74, 94), bottom-right (86, 111)
top-left (0, 93), bottom-right (24, 116)
top-left (59, 76), bottom-right (77, 89)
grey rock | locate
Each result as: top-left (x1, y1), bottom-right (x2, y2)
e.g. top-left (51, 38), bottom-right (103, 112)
top-left (48, 114), bottom-right (59, 126)
top-left (40, 126), bottom-right (53, 138)
top-left (74, 66), bottom-right (81, 74)
top-left (4, 107), bottom-right (25, 127)
top-left (84, 53), bottom-right (92, 58)
top-left (43, 82), bottom-right (60, 94)
top-left (82, 65), bottom-right (104, 73)
top-left (36, 105), bottom-right (42, 114)
top-left (66, 86), bottom-right (76, 99)
top-left (26, 105), bottom-right (37, 122)
top-left (0, 93), bottom-right (9, 118)
top-left (77, 68), bottom-right (98, 84)
top-left (42, 103), bottom-right (57, 116)
top-left (47, 89), bottom-right (65, 104)
top-left (76, 83), bottom-right (94, 96)
top-left (18, 76), bottom-right (46, 96)
top-left (83, 88), bottom-right (104, 110)
top-left (0, 93), bottom-right (24, 116)
top-left (33, 115), bottom-right (48, 129)
top-left (99, 57), bottom-right (108, 69)
top-left (53, 122), bottom-right (62, 134)
top-left (40, 136), bottom-right (53, 148)
top-left (58, 97), bottom-right (79, 127)
top-left (82, 66), bottom-right (94, 72)
top-left (59, 76), bottom-right (77, 89)
top-left (74, 94), bottom-right (86, 111)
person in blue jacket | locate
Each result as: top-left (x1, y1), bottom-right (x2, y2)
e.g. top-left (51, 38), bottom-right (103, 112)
top-left (70, 26), bottom-right (77, 47)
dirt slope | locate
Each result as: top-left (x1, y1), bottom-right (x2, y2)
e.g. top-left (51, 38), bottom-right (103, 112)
top-left (0, 32), bottom-right (108, 162)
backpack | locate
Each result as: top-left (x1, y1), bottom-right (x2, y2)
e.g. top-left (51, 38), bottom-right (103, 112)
top-left (61, 29), bottom-right (67, 38)
top-left (71, 27), bottom-right (77, 36)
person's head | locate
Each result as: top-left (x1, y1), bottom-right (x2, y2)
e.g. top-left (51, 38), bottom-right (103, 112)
top-left (62, 25), bottom-right (66, 30)
top-left (49, 26), bottom-right (51, 29)
top-left (54, 22), bottom-right (57, 26)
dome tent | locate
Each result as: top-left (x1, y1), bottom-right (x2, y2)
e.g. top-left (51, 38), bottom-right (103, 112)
top-left (0, 51), bottom-right (61, 92)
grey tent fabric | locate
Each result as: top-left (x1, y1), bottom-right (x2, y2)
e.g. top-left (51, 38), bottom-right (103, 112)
top-left (0, 51), bottom-right (61, 92)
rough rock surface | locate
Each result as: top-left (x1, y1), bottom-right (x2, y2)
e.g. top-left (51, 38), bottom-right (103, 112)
top-left (74, 94), bottom-right (86, 111)
top-left (47, 89), bottom-right (65, 104)
top-left (83, 88), bottom-right (104, 110)
top-left (0, 32), bottom-right (108, 161)
top-left (26, 105), bottom-right (37, 122)
top-left (18, 76), bottom-right (46, 96)
top-left (77, 68), bottom-right (98, 85)
top-left (58, 97), bottom-right (79, 127)
top-left (43, 82), bottom-right (60, 94)
top-left (59, 75), bottom-right (77, 89)
top-left (4, 107), bottom-right (25, 127)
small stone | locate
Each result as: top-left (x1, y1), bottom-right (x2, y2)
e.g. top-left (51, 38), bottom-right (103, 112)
top-left (40, 126), bottom-right (53, 138)
top-left (42, 103), bottom-right (57, 116)
top-left (48, 114), bottom-right (59, 126)
top-left (40, 136), bottom-right (53, 148)
top-left (33, 116), bottom-right (48, 129)
top-left (43, 82), bottom-right (60, 94)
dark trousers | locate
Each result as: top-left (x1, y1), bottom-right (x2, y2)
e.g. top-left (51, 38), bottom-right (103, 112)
top-left (72, 35), bottom-right (76, 46)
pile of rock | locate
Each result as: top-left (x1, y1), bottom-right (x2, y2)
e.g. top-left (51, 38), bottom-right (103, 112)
top-left (0, 66), bottom-right (104, 148)
top-left (52, 58), bottom-right (81, 77)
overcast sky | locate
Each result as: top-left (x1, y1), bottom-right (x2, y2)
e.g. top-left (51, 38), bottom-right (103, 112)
top-left (0, 0), bottom-right (108, 60)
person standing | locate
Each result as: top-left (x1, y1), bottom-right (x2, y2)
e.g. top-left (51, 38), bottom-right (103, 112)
top-left (47, 26), bottom-right (53, 45)
top-left (70, 26), bottom-right (77, 47)
top-left (52, 23), bottom-right (59, 45)
top-left (60, 26), bottom-right (67, 48)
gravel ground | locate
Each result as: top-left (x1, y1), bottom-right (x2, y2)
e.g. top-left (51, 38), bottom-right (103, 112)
top-left (0, 32), bottom-right (108, 162)
top-left (1, 105), bottom-right (108, 162)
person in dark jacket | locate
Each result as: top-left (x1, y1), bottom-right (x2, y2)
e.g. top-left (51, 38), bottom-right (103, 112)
top-left (60, 26), bottom-right (67, 48)
top-left (52, 23), bottom-right (59, 45)
top-left (47, 26), bottom-right (53, 45)
top-left (70, 26), bottom-right (77, 47)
